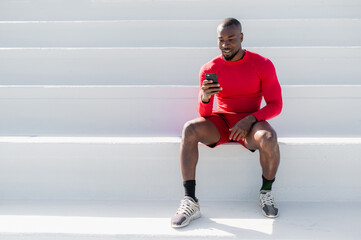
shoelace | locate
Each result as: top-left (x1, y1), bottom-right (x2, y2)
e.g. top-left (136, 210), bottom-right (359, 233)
top-left (261, 192), bottom-right (275, 206)
top-left (176, 199), bottom-right (198, 217)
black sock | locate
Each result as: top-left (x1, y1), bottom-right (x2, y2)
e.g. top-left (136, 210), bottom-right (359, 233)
top-left (183, 180), bottom-right (197, 201)
top-left (261, 175), bottom-right (275, 191)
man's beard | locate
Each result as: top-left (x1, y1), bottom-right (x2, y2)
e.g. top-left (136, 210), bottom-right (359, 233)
top-left (223, 48), bottom-right (240, 61)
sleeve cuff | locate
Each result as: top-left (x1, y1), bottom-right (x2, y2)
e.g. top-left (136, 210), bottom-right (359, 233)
top-left (252, 112), bottom-right (262, 122)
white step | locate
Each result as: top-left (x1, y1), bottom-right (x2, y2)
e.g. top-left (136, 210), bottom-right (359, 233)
top-left (1, 19), bottom-right (360, 47)
top-left (0, 137), bottom-right (360, 201)
top-left (1, 0), bottom-right (360, 21)
top-left (0, 85), bottom-right (360, 137)
top-left (0, 85), bottom-right (198, 136)
top-left (1, 47), bottom-right (360, 85)
top-left (0, 200), bottom-right (359, 240)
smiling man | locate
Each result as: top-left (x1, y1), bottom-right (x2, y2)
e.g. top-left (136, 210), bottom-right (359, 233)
top-left (171, 18), bottom-right (283, 228)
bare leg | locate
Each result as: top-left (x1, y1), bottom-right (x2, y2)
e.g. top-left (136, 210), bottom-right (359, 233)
top-left (180, 117), bottom-right (221, 181)
top-left (244, 121), bottom-right (280, 180)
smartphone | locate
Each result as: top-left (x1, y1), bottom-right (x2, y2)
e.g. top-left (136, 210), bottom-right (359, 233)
top-left (205, 73), bottom-right (218, 84)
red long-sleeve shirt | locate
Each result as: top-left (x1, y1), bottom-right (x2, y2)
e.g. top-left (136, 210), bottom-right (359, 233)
top-left (197, 50), bottom-right (283, 121)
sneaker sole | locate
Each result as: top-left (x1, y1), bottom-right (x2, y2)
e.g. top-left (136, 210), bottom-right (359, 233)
top-left (171, 211), bottom-right (201, 228)
top-left (261, 209), bottom-right (279, 218)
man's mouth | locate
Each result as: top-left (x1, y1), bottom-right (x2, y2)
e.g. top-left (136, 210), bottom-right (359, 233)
top-left (223, 49), bottom-right (232, 55)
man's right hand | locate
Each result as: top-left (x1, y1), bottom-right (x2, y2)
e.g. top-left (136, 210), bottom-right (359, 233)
top-left (201, 80), bottom-right (222, 103)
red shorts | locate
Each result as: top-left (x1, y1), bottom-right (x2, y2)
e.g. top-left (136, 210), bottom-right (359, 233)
top-left (204, 112), bottom-right (256, 151)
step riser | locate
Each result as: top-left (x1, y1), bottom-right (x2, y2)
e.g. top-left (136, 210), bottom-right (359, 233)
top-left (0, 97), bottom-right (198, 136)
top-left (0, 141), bottom-right (360, 201)
top-left (2, 19), bottom-right (360, 47)
top-left (1, 47), bottom-right (360, 85)
top-left (0, 86), bottom-right (360, 137)
top-left (1, 0), bottom-right (360, 20)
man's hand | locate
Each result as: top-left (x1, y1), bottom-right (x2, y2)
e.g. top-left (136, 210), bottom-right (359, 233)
top-left (201, 80), bottom-right (222, 103)
top-left (229, 115), bottom-right (257, 141)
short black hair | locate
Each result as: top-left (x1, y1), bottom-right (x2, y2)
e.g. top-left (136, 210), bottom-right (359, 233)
top-left (220, 18), bottom-right (242, 32)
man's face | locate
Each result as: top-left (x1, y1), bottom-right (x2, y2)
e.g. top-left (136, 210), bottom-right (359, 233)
top-left (217, 25), bottom-right (243, 61)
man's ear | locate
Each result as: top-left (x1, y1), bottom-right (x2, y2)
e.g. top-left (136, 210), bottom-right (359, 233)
top-left (240, 33), bottom-right (244, 43)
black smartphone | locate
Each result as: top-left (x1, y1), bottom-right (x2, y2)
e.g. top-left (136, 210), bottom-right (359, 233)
top-left (205, 73), bottom-right (218, 84)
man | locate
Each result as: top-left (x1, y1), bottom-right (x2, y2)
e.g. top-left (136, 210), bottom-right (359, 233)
top-left (171, 18), bottom-right (283, 228)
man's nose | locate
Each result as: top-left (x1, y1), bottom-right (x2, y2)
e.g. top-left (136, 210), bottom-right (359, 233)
top-left (222, 41), bottom-right (230, 48)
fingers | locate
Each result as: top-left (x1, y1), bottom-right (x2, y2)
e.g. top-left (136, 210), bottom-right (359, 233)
top-left (229, 127), bottom-right (246, 141)
top-left (204, 88), bottom-right (222, 96)
top-left (202, 80), bottom-right (222, 97)
top-left (202, 79), bottom-right (213, 85)
top-left (202, 81), bottom-right (221, 90)
top-left (202, 80), bottom-right (215, 85)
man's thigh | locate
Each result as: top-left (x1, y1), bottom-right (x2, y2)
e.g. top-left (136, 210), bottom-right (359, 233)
top-left (244, 121), bottom-right (278, 151)
top-left (184, 117), bottom-right (221, 146)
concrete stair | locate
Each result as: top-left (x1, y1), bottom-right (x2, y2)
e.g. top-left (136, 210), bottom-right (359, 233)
top-left (0, 136), bottom-right (360, 201)
top-left (2, 19), bottom-right (361, 47)
top-left (1, 0), bottom-right (360, 20)
top-left (0, 85), bottom-right (360, 136)
top-left (1, 47), bottom-right (361, 85)
top-left (0, 0), bottom-right (360, 239)
top-left (0, 200), bottom-right (360, 240)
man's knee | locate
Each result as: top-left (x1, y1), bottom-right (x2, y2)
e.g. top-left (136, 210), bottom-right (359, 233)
top-left (256, 129), bottom-right (278, 150)
top-left (182, 117), bottom-right (220, 145)
top-left (182, 119), bottom-right (203, 141)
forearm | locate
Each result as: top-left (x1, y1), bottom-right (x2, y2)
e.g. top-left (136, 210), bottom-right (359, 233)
top-left (245, 114), bottom-right (257, 124)
top-left (253, 59), bottom-right (283, 121)
top-left (253, 100), bottom-right (282, 121)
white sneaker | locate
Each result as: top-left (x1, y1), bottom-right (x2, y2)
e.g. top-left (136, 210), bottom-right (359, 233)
top-left (259, 190), bottom-right (279, 218)
top-left (171, 196), bottom-right (201, 228)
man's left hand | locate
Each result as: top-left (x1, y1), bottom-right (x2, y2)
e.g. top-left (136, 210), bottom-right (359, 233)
top-left (229, 115), bottom-right (257, 141)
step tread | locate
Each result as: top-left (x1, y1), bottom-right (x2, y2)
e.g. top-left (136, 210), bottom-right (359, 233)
top-left (0, 200), bottom-right (359, 240)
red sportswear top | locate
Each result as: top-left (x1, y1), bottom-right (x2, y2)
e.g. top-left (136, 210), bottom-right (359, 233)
top-left (197, 50), bottom-right (283, 121)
